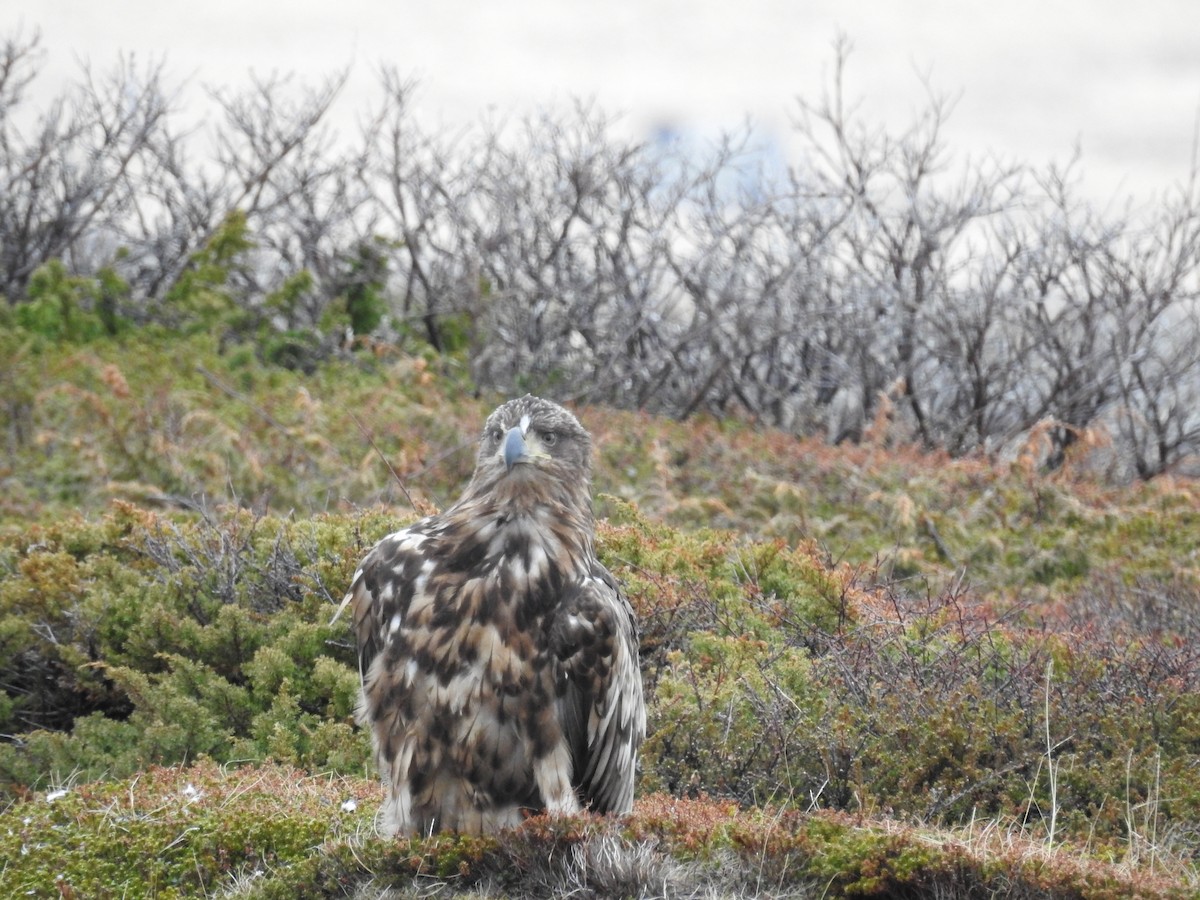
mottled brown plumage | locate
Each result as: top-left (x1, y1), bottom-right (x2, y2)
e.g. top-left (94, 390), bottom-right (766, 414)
top-left (337, 395), bottom-right (645, 836)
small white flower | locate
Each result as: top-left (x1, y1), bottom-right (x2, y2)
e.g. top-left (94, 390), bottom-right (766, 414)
top-left (340, 798), bottom-right (357, 813)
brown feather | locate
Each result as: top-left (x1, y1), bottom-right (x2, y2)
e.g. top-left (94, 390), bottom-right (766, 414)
top-left (341, 395), bottom-right (646, 836)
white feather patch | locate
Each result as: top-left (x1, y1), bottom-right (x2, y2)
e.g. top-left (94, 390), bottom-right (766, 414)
top-left (436, 668), bottom-right (483, 716)
top-left (535, 740), bottom-right (581, 816)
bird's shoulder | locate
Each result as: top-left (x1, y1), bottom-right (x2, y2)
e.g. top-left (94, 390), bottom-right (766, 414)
top-left (344, 515), bottom-right (448, 667)
top-left (547, 561), bottom-right (638, 676)
top-left (549, 559), bottom-right (646, 814)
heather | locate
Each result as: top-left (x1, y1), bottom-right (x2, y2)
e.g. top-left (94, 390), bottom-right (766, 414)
top-left (2, 331), bottom-right (1198, 897)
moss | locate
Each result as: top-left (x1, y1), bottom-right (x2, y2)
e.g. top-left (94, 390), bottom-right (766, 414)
top-left (0, 761), bottom-right (375, 898)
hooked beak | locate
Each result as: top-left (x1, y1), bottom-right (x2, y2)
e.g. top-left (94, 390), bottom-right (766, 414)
top-left (503, 425), bottom-right (528, 471)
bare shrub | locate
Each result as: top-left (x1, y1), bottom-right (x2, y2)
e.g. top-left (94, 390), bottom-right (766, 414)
top-left (0, 29), bottom-right (171, 304)
top-left (5, 29), bottom-right (1199, 476)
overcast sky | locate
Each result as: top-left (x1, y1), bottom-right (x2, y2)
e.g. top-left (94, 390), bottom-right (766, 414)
top-left (12, 1), bottom-right (1200, 208)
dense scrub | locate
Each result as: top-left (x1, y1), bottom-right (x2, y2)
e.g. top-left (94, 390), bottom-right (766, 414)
top-left (4, 29), bottom-right (1200, 474)
top-left (4, 328), bottom-right (1197, 600)
top-left (1, 468), bottom-right (1199, 893)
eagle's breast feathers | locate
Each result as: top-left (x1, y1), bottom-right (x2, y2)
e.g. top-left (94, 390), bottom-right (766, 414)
top-left (341, 395), bottom-right (645, 836)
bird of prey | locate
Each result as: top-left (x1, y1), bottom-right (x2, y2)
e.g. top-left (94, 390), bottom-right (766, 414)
top-left (337, 395), bottom-right (645, 836)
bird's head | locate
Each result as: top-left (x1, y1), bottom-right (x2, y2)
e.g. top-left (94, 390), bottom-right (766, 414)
top-left (465, 395), bottom-right (593, 509)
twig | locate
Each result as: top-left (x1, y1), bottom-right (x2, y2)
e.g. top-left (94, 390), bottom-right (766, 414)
top-left (920, 513), bottom-right (957, 565)
top-left (348, 410), bottom-right (419, 512)
top-left (195, 363), bottom-right (291, 434)
top-left (1044, 662), bottom-right (1059, 851)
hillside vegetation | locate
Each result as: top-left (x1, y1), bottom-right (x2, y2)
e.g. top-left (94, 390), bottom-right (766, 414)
top-left (4, 28), bottom-right (1200, 476)
top-left (1, 326), bottom-right (1198, 898)
top-left (4, 28), bottom-right (1200, 897)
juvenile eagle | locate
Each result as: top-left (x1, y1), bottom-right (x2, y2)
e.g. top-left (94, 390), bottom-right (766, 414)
top-left (338, 395), bottom-right (645, 836)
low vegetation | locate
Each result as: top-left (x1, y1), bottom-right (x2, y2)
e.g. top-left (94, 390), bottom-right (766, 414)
top-left (5, 762), bottom-right (1191, 898)
top-left (1, 324), bottom-right (1198, 897)
top-left (3, 31), bottom-right (1200, 894)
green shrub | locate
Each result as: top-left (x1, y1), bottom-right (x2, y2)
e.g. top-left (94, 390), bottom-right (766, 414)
top-left (3, 499), bottom-right (1199, 867)
top-left (14, 259), bottom-right (130, 342)
top-left (0, 507), bottom-right (375, 788)
top-left (163, 210), bottom-right (254, 332)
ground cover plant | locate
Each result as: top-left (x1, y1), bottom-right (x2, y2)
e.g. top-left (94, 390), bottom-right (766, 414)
top-left (2, 327), bottom-right (1199, 897)
top-left (4, 762), bottom-right (1192, 898)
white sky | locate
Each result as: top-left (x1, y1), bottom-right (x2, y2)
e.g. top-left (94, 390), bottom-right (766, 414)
top-left (11, 0), bottom-right (1200, 208)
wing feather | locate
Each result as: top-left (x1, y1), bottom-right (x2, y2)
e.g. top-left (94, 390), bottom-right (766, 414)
top-left (337, 523), bottom-right (435, 706)
top-left (550, 563), bottom-right (646, 814)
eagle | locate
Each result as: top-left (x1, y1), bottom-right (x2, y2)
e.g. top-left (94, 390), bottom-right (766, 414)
top-left (337, 395), bottom-right (645, 836)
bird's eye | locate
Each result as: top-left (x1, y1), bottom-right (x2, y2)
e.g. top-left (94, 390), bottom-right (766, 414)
top-left (539, 430), bottom-right (558, 447)
top-left (487, 428), bottom-right (503, 443)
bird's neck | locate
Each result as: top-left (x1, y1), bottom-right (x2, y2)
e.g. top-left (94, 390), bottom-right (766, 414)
top-left (442, 491), bottom-right (591, 574)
